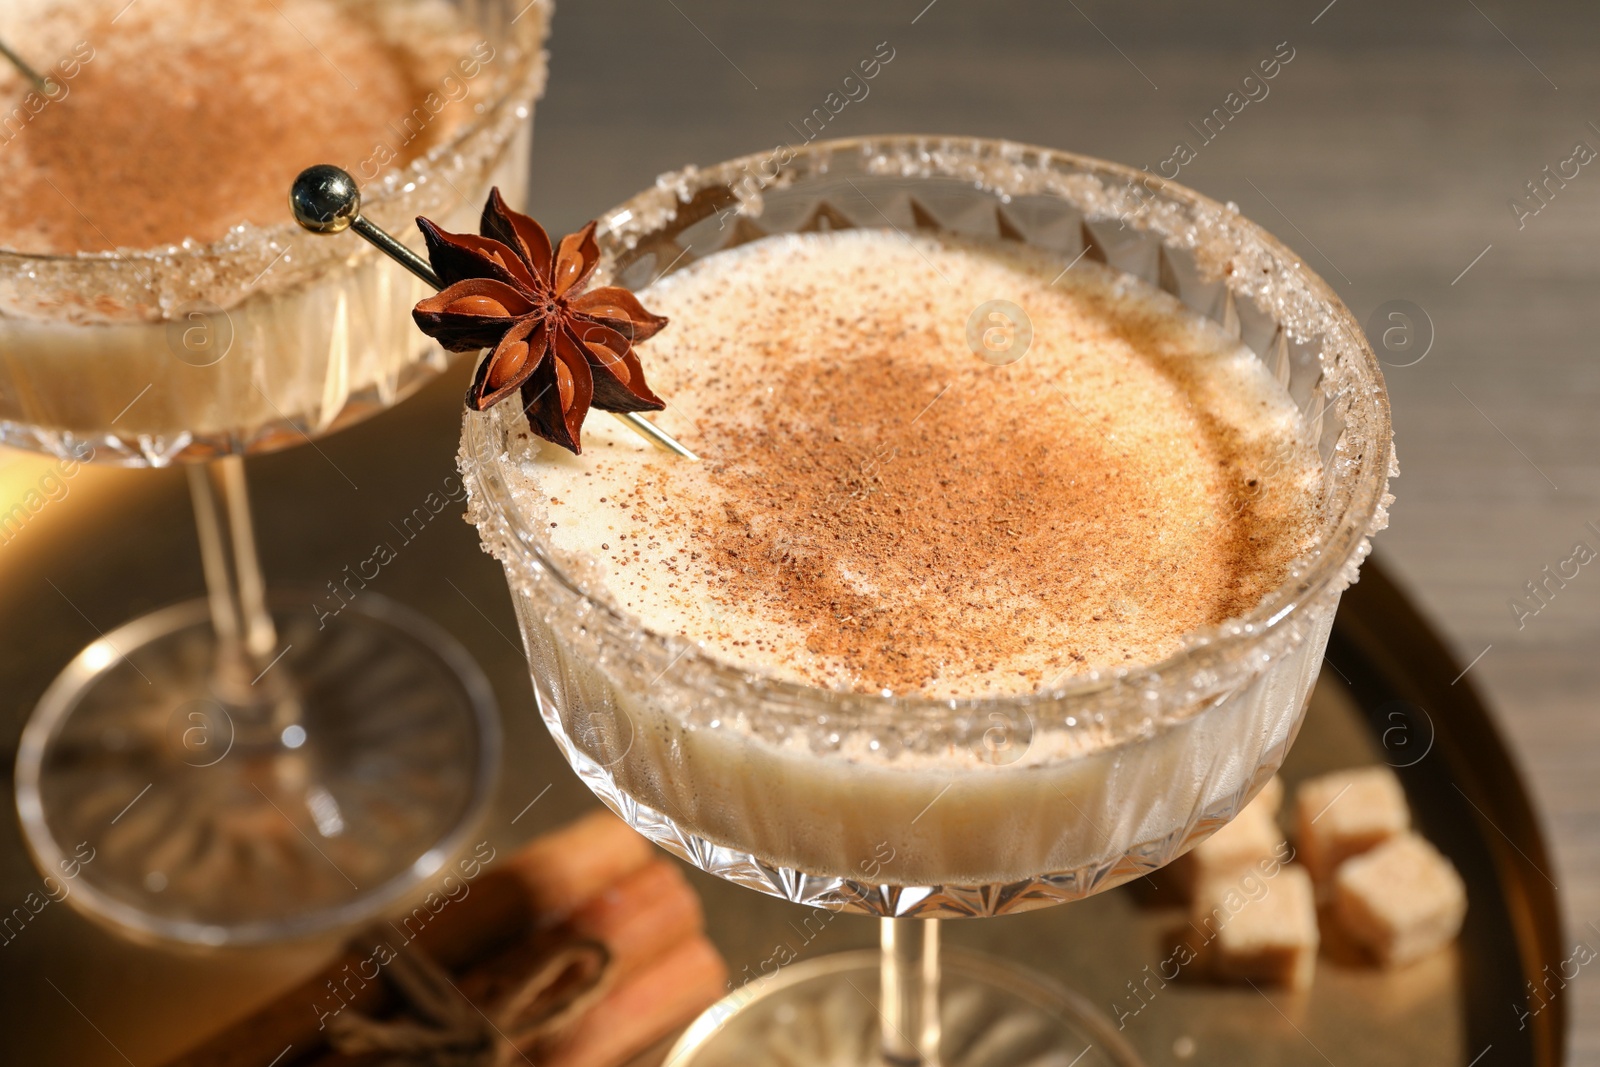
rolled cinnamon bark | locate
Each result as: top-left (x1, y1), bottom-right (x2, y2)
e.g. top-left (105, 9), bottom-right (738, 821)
top-left (162, 811), bottom-right (656, 1067)
top-left (300, 857), bottom-right (715, 1067)
top-left (572, 860), bottom-right (706, 977)
top-left (453, 859), bottom-right (707, 1009)
top-left (536, 937), bottom-right (730, 1067)
top-left (417, 811), bottom-right (657, 957)
top-left (505, 811), bottom-right (658, 918)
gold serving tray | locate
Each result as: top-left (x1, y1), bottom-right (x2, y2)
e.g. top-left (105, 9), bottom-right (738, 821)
top-left (0, 368), bottom-right (1562, 1066)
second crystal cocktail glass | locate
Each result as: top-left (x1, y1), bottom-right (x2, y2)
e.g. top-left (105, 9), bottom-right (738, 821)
top-left (461, 136), bottom-right (1394, 1064)
top-left (6, 0), bottom-right (549, 945)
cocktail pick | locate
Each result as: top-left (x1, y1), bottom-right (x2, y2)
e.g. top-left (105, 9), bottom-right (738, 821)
top-left (290, 165), bottom-right (698, 461)
top-left (0, 36), bottom-right (53, 93)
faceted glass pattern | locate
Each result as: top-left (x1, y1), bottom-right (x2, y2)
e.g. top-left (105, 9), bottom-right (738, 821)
top-left (461, 135), bottom-right (1394, 919)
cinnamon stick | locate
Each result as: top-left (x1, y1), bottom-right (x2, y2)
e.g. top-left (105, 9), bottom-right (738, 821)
top-left (299, 857), bottom-right (716, 1067)
top-left (162, 811), bottom-right (654, 1067)
top-left (536, 937), bottom-right (729, 1067)
top-left (571, 860), bottom-right (705, 977)
top-left (500, 810), bottom-right (657, 919)
top-left (449, 859), bottom-right (707, 1012)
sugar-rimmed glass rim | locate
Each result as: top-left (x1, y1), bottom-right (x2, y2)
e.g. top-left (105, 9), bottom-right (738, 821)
top-left (462, 133), bottom-right (1394, 739)
top-left (0, 0), bottom-right (551, 319)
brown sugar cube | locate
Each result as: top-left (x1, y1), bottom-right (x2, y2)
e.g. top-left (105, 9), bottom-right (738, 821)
top-left (1295, 766), bottom-right (1409, 881)
top-left (1332, 833), bottom-right (1466, 966)
top-left (1169, 777), bottom-right (1286, 899)
top-left (1192, 863), bottom-right (1319, 989)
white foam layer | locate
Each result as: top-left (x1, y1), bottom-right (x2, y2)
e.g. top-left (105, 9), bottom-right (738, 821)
top-left (507, 230), bottom-right (1320, 698)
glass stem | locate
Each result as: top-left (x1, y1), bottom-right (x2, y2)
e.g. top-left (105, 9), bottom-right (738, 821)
top-left (880, 917), bottom-right (941, 1066)
top-left (188, 456), bottom-right (278, 698)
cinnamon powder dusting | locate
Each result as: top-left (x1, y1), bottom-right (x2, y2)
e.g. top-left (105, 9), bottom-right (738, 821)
top-left (526, 231), bottom-right (1320, 698)
top-left (0, 0), bottom-right (481, 254)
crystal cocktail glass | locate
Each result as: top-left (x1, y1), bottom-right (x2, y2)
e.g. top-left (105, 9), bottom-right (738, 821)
top-left (5, 0), bottom-right (549, 945)
top-left (460, 135), bottom-right (1394, 1064)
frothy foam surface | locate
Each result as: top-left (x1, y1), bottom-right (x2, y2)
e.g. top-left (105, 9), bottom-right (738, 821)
top-left (508, 230), bottom-right (1319, 698)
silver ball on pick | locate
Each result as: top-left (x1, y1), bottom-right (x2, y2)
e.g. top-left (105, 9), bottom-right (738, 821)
top-left (289, 164), bottom-right (362, 235)
top-left (289, 164), bottom-right (441, 288)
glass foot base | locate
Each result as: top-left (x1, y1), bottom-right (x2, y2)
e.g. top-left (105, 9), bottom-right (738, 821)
top-left (14, 592), bottom-right (498, 946)
top-left (666, 948), bottom-right (1143, 1067)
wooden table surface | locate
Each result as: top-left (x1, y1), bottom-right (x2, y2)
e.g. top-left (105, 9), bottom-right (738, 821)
top-left (3, 0), bottom-right (1598, 1062)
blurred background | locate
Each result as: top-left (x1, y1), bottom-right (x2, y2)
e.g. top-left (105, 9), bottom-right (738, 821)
top-left (3, 0), bottom-right (1597, 1062)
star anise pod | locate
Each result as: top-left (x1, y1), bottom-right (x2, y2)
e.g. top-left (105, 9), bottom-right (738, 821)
top-left (411, 188), bottom-right (668, 454)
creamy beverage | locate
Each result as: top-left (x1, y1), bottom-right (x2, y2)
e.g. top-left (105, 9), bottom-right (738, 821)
top-left (0, 0), bottom-right (481, 254)
top-left (500, 230), bottom-right (1319, 698)
top-left (474, 228), bottom-right (1328, 886)
top-left (0, 0), bottom-right (542, 461)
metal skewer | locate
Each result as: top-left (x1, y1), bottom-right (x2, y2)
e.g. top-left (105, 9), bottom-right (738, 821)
top-left (0, 36), bottom-right (54, 94)
top-left (289, 165), bottom-right (699, 461)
